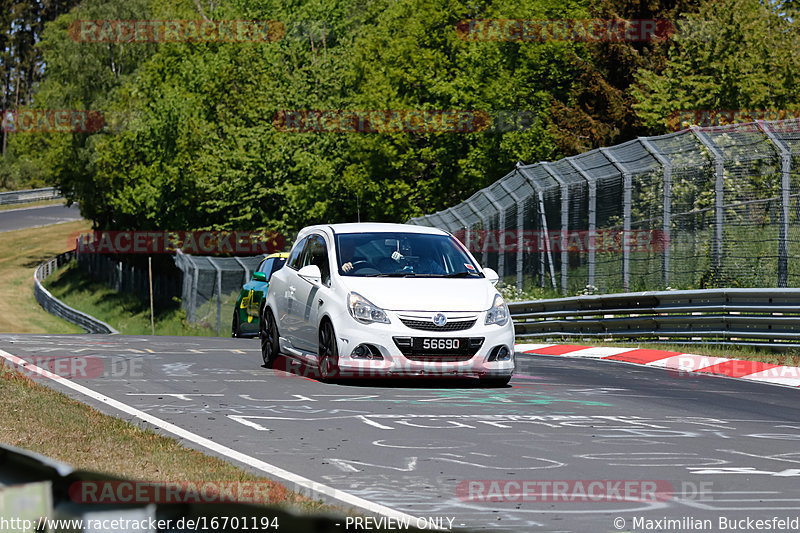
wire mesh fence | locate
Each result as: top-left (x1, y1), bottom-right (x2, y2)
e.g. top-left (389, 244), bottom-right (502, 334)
top-left (408, 118), bottom-right (800, 295)
top-left (173, 251), bottom-right (265, 331)
top-left (75, 251), bottom-right (182, 310)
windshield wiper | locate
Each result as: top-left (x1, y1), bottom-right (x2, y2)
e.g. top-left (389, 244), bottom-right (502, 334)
top-left (363, 272), bottom-right (416, 277)
top-left (443, 271), bottom-right (481, 278)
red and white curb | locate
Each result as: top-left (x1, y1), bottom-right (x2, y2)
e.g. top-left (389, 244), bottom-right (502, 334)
top-left (515, 343), bottom-right (800, 389)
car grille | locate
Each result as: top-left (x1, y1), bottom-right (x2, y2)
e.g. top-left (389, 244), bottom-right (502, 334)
top-left (400, 318), bottom-right (476, 331)
top-left (404, 354), bottom-right (476, 362)
top-left (393, 337), bottom-right (484, 357)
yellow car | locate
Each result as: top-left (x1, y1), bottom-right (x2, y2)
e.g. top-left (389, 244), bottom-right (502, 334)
top-left (232, 252), bottom-right (289, 337)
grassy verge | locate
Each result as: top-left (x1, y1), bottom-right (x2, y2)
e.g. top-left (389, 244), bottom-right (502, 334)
top-left (44, 261), bottom-right (226, 336)
top-left (0, 225), bottom-right (345, 518)
top-left (0, 363), bottom-right (330, 513)
top-left (0, 219), bottom-right (90, 333)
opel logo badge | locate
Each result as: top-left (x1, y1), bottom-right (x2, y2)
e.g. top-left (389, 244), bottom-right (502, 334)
top-left (433, 313), bottom-right (447, 327)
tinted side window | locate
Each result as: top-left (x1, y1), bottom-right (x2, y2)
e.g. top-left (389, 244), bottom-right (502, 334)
top-left (269, 258), bottom-right (286, 279)
top-left (287, 237), bottom-right (311, 270)
top-left (257, 258), bottom-right (273, 274)
top-left (305, 236), bottom-right (331, 286)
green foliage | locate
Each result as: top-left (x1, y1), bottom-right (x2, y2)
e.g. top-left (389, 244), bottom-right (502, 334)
top-left (5, 0), bottom-right (795, 244)
top-left (633, 0), bottom-right (800, 132)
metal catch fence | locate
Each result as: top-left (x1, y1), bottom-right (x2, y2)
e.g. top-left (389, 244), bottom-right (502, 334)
top-left (408, 119), bottom-right (800, 295)
top-left (173, 251), bottom-right (266, 331)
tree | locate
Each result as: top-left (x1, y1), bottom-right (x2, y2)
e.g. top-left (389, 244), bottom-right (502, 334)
top-left (632, 0), bottom-right (800, 132)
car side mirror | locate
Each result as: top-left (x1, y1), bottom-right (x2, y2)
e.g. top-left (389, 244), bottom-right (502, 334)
top-left (298, 264), bottom-right (322, 285)
top-left (483, 267), bottom-right (500, 286)
top-left (253, 271), bottom-right (267, 282)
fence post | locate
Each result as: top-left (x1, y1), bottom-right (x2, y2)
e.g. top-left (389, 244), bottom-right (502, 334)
top-left (600, 148), bottom-right (632, 291)
top-left (691, 126), bottom-right (725, 283)
top-left (536, 190), bottom-right (557, 290)
top-left (566, 157), bottom-right (597, 289)
top-left (542, 162), bottom-right (569, 295)
top-left (757, 120), bottom-right (791, 288)
top-left (116, 261), bottom-right (123, 292)
top-left (482, 190), bottom-right (505, 284)
top-left (208, 257), bottom-right (222, 336)
top-left (448, 207), bottom-right (472, 256)
top-left (234, 256), bottom-right (251, 286)
top-left (517, 165), bottom-right (557, 290)
top-left (498, 175), bottom-right (526, 292)
top-left (639, 137), bottom-right (672, 287)
top-left (463, 197), bottom-right (490, 268)
top-left (185, 255), bottom-right (199, 323)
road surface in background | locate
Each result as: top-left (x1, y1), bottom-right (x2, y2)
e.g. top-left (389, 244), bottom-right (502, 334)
top-left (0, 203), bottom-right (81, 233)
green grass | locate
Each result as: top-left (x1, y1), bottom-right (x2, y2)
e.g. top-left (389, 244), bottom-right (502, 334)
top-left (44, 260), bottom-right (228, 336)
top-left (0, 363), bottom-right (335, 514)
top-left (0, 218), bottom-right (91, 334)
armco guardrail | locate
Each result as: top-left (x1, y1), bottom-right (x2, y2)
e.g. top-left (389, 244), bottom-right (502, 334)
top-left (510, 288), bottom-right (800, 346)
top-left (0, 443), bottom-right (417, 533)
top-left (0, 186), bottom-right (61, 205)
top-left (34, 251), bottom-right (119, 334)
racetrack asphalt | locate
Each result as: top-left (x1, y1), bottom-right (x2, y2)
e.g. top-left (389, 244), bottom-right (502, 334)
top-left (2, 333), bottom-right (800, 532)
top-left (0, 203), bottom-right (82, 233)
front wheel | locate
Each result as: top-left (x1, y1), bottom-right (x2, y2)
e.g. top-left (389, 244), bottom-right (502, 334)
top-left (318, 320), bottom-right (339, 382)
top-left (260, 307), bottom-right (279, 368)
top-left (231, 309), bottom-right (241, 338)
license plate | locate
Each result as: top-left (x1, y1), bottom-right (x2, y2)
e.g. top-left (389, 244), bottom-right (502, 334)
top-left (414, 338), bottom-right (465, 352)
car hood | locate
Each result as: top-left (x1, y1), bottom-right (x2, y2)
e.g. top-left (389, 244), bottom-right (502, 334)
top-left (340, 277), bottom-right (498, 312)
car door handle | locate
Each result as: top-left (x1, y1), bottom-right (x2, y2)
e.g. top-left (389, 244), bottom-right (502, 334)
top-left (318, 299), bottom-right (324, 306)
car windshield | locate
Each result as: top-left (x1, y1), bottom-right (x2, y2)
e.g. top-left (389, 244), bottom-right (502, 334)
top-left (335, 232), bottom-right (483, 277)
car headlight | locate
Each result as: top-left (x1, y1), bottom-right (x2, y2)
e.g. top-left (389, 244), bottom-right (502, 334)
top-left (485, 294), bottom-right (509, 326)
top-left (347, 292), bottom-right (390, 324)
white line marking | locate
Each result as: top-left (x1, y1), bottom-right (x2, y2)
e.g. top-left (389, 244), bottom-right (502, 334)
top-left (0, 349), bottom-right (420, 522)
top-left (357, 415), bottom-right (395, 430)
top-left (721, 449), bottom-right (800, 465)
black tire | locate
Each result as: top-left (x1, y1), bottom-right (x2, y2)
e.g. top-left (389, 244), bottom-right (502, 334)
top-left (318, 320), bottom-right (339, 382)
top-left (231, 309), bottom-right (241, 338)
top-left (260, 307), bottom-right (279, 368)
top-left (480, 375), bottom-right (512, 387)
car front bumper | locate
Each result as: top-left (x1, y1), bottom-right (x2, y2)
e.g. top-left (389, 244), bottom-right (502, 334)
top-left (330, 309), bottom-right (515, 379)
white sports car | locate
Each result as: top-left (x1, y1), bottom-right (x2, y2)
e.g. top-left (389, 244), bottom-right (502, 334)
top-left (260, 223), bottom-right (515, 385)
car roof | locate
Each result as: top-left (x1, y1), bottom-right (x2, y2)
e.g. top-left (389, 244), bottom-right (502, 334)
top-left (301, 222), bottom-right (449, 236)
